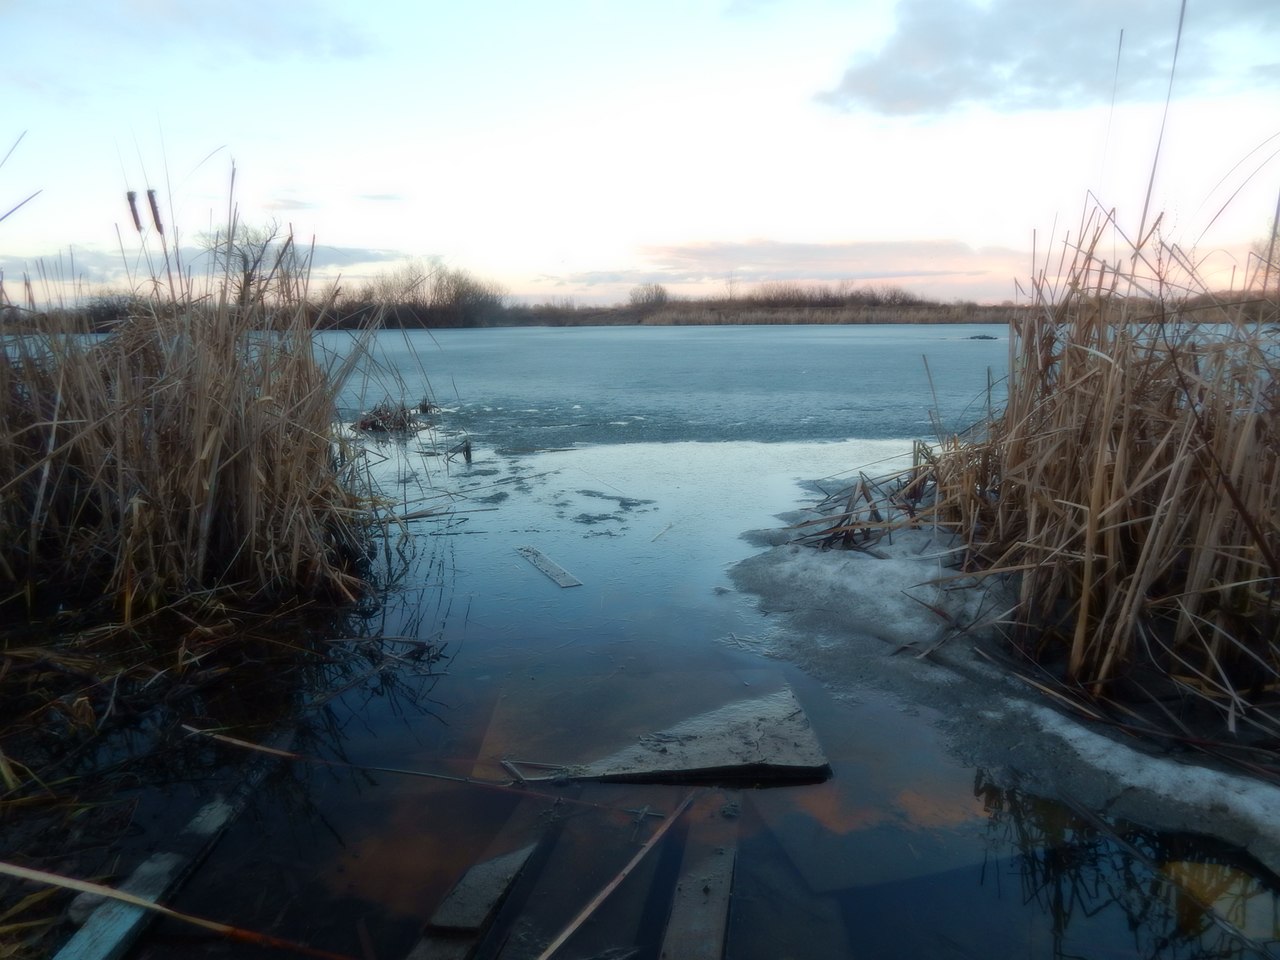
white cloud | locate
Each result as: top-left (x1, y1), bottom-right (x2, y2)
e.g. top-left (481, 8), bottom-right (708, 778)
top-left (0, 243), bottom-right (407, 294)
top-left (819, 0), bottom-right (1280, 115)
top-left (546, 238), bottom-right (1031, 303)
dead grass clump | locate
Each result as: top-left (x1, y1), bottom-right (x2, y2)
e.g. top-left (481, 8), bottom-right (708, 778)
top-left (355, 400), bottom-right (419, 433)
top-left (930, 216), bottom-right (1279, 739)
top-left (0, 274), bottom-right (374, 617)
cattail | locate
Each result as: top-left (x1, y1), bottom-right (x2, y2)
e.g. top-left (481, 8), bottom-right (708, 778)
top-left (146, 188), bottom-right (164, 237)
top-left (126, 191), bottom-right (142, 233)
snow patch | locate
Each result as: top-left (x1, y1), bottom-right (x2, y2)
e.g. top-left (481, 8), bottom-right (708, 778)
top-left (1024, 700), bottom-right (1280, 836)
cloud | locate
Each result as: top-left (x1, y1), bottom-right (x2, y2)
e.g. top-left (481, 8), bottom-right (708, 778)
top-left (307, 246), bottom-right (405, 270)
top-left (126, 0), bottom-right (377, 60)
top-left (630, 238), bottom-right (1019, 284)
top-left (819, 0), bottom-right (1280, 115)
top-left (264, 198), bottom-right (317, 212)
top-left (12, 0), bottom-right (376, 64)
top-left (0, 247), bottom-right (136, 287)
top-left (1252, 60), bottom-right (1280, 83)
top-left (723, 0), bottom-right (785, 16)
top-left (0, 243), bottom-right (406, 291)
top-left (544, 238), bottom-right (1029, 303)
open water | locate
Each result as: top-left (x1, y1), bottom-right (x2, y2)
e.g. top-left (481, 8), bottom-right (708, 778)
top-left (129, 325), bottom-right (1279, 960)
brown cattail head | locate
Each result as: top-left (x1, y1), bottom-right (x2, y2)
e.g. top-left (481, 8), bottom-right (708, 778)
top-left (126, 191), bottom-right (142, 233)
top-left (146, 189), bottom-right (164, 237)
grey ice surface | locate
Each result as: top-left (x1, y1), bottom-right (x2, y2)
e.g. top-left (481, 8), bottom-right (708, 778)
top-left (569, 687), bottom-right (829, 784)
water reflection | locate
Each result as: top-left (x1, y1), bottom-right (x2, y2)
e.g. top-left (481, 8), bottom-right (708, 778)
top-left (975, 771), bottom-right (1280, 959)
top-left (110, 431), bottom-right (1280, 960)
top-left (132, 550), bottom-right (468, 958)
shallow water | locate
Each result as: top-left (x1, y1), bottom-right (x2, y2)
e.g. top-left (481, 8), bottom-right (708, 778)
top-left (128, 327), bottom-right (1278, 960)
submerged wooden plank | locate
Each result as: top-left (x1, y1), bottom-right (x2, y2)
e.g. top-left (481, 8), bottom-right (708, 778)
top-left (53, 854), bottom-right (187, 960)
top-left (54, 728), bottom-right (294, 960)
top-left (661, 791), bottom-right (739, 960)
top-left (405, 844), bottom-right (539, 960)
top-left (429, 844), bottom-right (538, 932)
top-left (533, 791), bottom-right (697, 960)
top-left (402, 791), bottom-right (558, 960)
top-left (515, 545), bottom-right (582, 588)
top-left (492, 783), bottom-right (687, 960)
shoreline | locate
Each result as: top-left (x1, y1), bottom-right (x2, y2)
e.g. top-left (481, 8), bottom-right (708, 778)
top-left (10, 301), bottom-right (1018, 334)
top-left (729, 503), bottom-right (1280, 878)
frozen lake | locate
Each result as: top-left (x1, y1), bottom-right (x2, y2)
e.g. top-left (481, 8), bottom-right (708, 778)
top-left (325, 322), bottom-right (1008, 448)
top-left (131, 325), bottom-right (1279, 960)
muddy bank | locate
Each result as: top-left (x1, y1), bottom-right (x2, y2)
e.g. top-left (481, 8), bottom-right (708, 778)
top-left (730, 514), bottom-right (1280, 877)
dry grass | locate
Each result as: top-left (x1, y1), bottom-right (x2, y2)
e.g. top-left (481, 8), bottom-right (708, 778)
top-left (925, 211), bottom-right (1279, 738)
top-left (1, 261), bottom-right (376, 618)
top-left (0, 218), bottom-right (405, 954)
top-left (790, 207), bottom-right (1278, 747)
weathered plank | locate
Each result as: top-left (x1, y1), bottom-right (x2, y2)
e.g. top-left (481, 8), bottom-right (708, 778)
top-left (54, 729), bottom-right (294, 960)
top-left (430, 844), bottom-right (538, 932)
top-left (491, 784), bottom-right (687, 960)
top-left (660, 791), bottom-right (739, 960)
top-left (53, 732), bottom-right (293, 960)
top-left (404, 844), bottom-right (538, 960)
top-left (515, 546), bottom-right (582, 587)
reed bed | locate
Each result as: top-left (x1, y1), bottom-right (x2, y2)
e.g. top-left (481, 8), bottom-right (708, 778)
top-left (0, 276), bottom-right (375, 617)
top-left (930, 219), bottom-right (1279, 740)
top-left (795, 213), bottom-right (1278, 748)
top-left (0, 226), bottom-right (406, 954)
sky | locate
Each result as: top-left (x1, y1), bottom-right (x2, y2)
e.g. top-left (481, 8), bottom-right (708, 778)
top-left (2, 0), bottom-right (1278, 306)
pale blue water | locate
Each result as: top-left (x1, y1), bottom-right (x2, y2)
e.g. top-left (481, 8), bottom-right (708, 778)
top-left (325, 324), bottom-right (1007, 450)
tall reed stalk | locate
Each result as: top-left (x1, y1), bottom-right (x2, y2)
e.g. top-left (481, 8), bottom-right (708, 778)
top-left (932, 212), bottom-right (1279, 736)
top-left (0, 228), bottom-right (376, 617)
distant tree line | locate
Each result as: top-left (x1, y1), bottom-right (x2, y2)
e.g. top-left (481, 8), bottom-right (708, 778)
top-left (17, 213), bottom-right (1277, 333)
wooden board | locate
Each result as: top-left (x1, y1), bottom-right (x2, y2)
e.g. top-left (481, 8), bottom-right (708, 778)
top-left (405, 844), bottom-right (539, 960)
top-left (55, 728), bottom-right (294, 960)
top-left (515, 545), bottom-right (582, 587)
top-left (402, 795), bottom-right (553, 960)
top-left (660, 791), bottom-right (739, 960)
top-left (429, 844), bottom-right (539, 931)
top-left (491, 783), bottom-right (687, 960)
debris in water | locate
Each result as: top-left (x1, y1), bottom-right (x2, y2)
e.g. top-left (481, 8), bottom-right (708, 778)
top-left (661, 791), bottom-right (739, 960)
top-left (448, 438), bottom-right (473, 463)
top-left (532, 687), bottom-right (829, 785)
top-left (532, 792), bottom-right (698, 960)
top-left (403, 844), bottom-right (540, 959)
top-left (355, 401), bottom-right (418, 432)
top-left (515, 545), bottom-right (583, 588)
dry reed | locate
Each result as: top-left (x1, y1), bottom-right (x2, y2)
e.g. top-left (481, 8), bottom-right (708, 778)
top-left (0, 237), bottom-right (377, 617)
top-left (792, 207), bottom-right (1278, 744)
top-left (927, 211), bottom-right (1279, 737)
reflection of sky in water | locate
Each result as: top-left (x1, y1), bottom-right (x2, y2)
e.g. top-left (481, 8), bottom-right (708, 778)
top-left (315, 438), bottom-right (1280, 958)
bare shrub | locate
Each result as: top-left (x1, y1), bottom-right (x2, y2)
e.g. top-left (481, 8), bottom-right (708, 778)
top-left (629, 282), bottom-right (669, 307)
